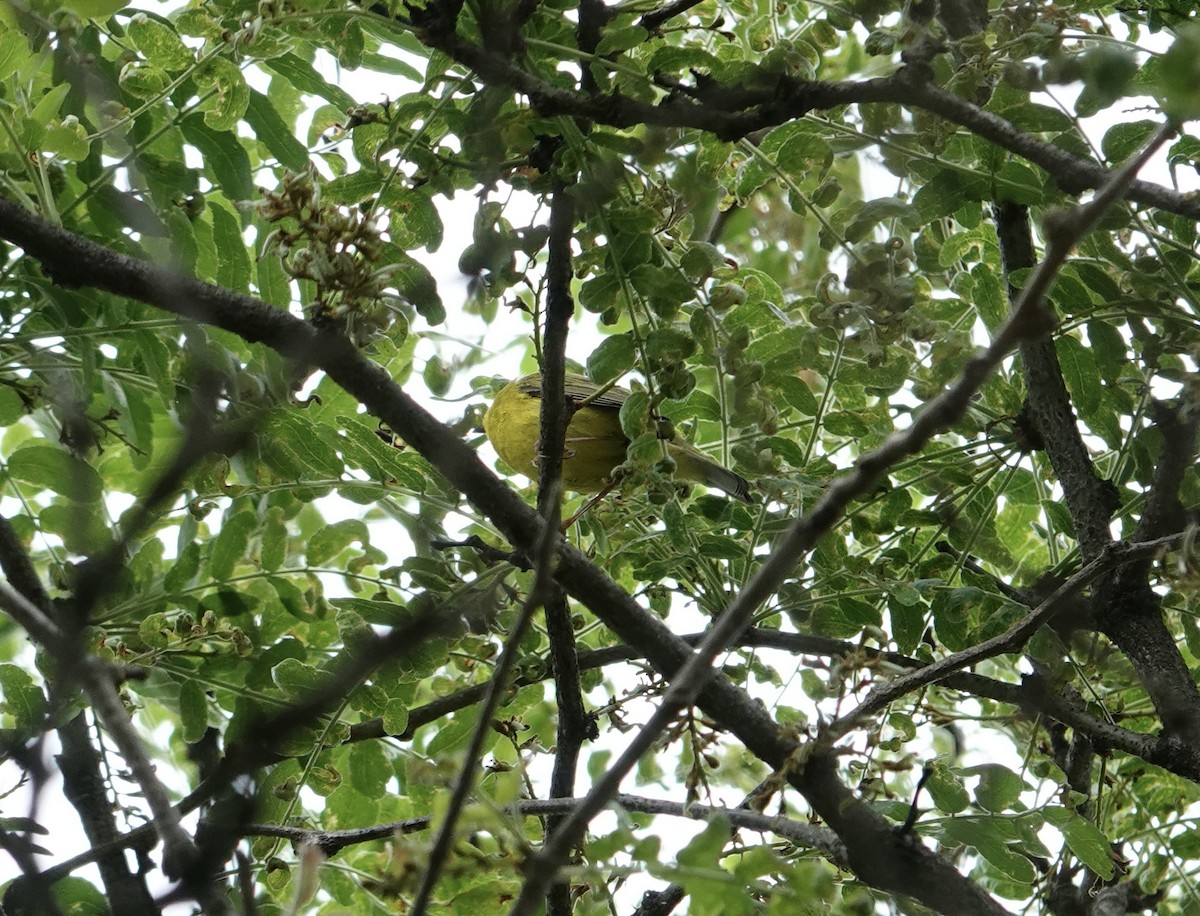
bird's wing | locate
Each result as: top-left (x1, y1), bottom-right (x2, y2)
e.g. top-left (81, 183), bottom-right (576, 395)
top-left (517, 373), bottom-right (631, 412)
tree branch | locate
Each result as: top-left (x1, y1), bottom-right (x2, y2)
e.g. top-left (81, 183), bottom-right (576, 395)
top-left (819, 536), bottom-right (1184, 748)
top-left (397, 19), bottom-right (1200, 219)
top-left (240, 793), bottom-right (846, 865)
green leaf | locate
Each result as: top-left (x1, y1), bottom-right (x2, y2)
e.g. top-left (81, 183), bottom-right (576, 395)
top-left (264, 53), bottom-right (357, 111)
top-left (1054, 335), bottom-right (1100, 416)
top-left (676, 814), bottom-right (731, 867)
top-left (194, 57), bottom-right (250, 131)
top-left (578, 272), bottom-right (620, 314)
top-left (128, 13), bottom-right (193, 71)
top-left (260, 507), bottom-right (288, 572)
top-left (587, 334), bottom-right (636, 384)
top-left (993, 160), bottom-right (1043, 205)
top-left (43, 117), bottom-right (90, 161)
top-left (30, 83), bottom-right (70, 126)
top-left (940, 817), bottom-right (1036, 884)
top-left (0, 387), bottom-right (24, 425)
top-left (180, 114), bottom-right (253, 202)
top-left (6, 446), bottom-right (103, 502)
top-left (913, 171), bottom-right (988, 222)
top-left (1087, 320), bottom-right (1126, 381)
top-left (1042, 500), bottom-right (1075, 538)
top-left (386, 188), bottom-right (444, 252)
top-left (325, 170), bottom-right (380, 205)
top-left (1101, 120), bottom-right (1158, 164)
top-left (970, 261), bottom-right (1008, 332)
top-left (388, 253), bottom-right (445, 325)
top-left (596, 25), bottom-right (648, 55)
top-left (209, 510), bottom-right (257, 582)
top-left (61, 0), bottom-right (128, 16)
top-left (348, 741), bottom-right (392, 797)
top-left (358, 51), bottom-right (422, 81)
top-left (49, 875), bottom-right (111, 914)
top-left (165, 541), bottom-right (201, 594)
top-left (382, 698), bottom-right (409, 735)
top-left (198, 589), bottom-right (259, 617)
top-left (330, 597), bottom-right (405, 627)
top-left (965, 763), bottom-right (1025, 812)
top-left (273, 657), bottom-right (322, 694)
top-left (244, 88), bottom-right (310, 170)
top-left (211, 201), bottom-right (251, 294)
top-left (307, 519), bottom-right (370, 566)
top-left (747, 326), bottom-right (807, 368)
top-left (1161, 26), bottom-right (1200, 120)
top-left (680, 242), bottom-right (725, 281)
top-left (845, 197), bottom-right (920, 242)
top-left (138, 612), bottom-right (170, 649)
top-left (179, 679), bottom-right (209, 743)
top-left (1044, 806), bottom-right (1114, 879)
top-left (270, 411), bottom-right (345, 479)
top-left (256, 245), bottom-right (293, 307)
top-left (425, 712), bottom-right (476, 755)
top-left (119, 61), bottom-right (171, 101)
top-left (0, 30), bottom-right (32, 79)
top-left (925, 762), bottom-right (970, 814)
top-left (773, 375), bottom-right (818, 416)
top-left (0, 664), bottom-right (46, 729)
top-left (889, 592), bottom-right (926, 654)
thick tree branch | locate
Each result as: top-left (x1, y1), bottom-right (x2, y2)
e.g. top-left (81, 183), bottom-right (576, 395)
top-left (993, 123), bottom-right (1200, 742)
top-left (539, 179), bottom-right (594, 813)
top-left (1134, 400), bottom-right (1199, 543)
top-left (394, 13), bottom-right (1200, 220)
top-left (0, 515), bottom-right (159, 910)
top-left (40, 611), bottom-right (1200, 891)
top-left (339, 619), bottom-right (1200, 782)
top-left (996, 203), bottom-right (1117, 558)
top-left (57, 715), bottom-right (159, 915)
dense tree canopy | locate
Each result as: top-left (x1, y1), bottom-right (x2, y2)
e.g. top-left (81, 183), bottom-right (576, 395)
top-left (2, 0), bottom-right (1200, 913)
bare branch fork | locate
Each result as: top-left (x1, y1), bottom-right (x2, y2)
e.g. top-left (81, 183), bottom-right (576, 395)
top-left (821, 532), bottom-right (1187, 747)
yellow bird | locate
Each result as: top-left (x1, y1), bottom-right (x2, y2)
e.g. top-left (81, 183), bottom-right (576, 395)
top-left (483, 371), bottom-right (753, 503)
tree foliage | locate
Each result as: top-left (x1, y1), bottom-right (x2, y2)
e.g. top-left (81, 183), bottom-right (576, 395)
top-left (1, 0), bottom-right (1199, 913)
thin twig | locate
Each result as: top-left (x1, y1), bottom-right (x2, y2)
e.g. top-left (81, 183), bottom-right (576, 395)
top-left (239, 793), bottom-right (845, 864)
top-left (408, 492), bottom-right (564, 915)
